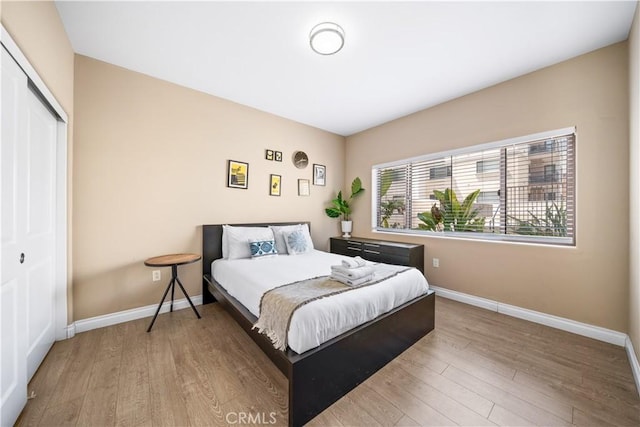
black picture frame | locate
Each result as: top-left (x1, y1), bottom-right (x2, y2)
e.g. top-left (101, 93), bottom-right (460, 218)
top-left (275, 151), bottom-right (282, 162)
top-left (313, 164), bottom-right (326, 186)
top-left (266, 149), bottom-right (274, 161)
top-left (227, 160), bottom-right (249, 189)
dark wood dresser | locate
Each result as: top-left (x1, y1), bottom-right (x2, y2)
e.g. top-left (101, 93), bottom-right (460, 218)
top-left (330, 236), bottom-right (424, 273)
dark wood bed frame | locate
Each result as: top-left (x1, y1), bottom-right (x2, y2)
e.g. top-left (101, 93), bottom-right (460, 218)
top-left (202, 222), bottom-right (435, 426)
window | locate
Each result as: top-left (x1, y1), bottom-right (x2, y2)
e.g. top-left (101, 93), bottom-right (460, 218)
top-left (429, 165), bottom-right (452, 180)
top-left (544, 164), bottom-right (557, 182)
top-left (372, 128), bottom-right (575, 245)
top-left (476, 159), bottom-right (499, 173)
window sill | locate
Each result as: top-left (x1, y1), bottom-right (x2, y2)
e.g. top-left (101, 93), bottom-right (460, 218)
top-left (371, 228), bottom-right (575, 248)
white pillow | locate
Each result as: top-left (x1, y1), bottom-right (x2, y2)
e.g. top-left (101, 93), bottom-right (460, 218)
top-left (270, 224), bottom-right (313, 254)
top-left (284, 229), bottom-right (313, 255)
top-left (222, 225), bottom-right (275, 260)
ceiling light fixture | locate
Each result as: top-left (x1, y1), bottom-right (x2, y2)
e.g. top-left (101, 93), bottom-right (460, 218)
top-left (309, 22), bottom-right (345, 55)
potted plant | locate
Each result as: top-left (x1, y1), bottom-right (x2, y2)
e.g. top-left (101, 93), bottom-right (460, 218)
top-left (325, 177), bottom-right (365, 237)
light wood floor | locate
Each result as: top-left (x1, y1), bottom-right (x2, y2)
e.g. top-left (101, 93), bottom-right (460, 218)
top-left (16, 297), bottom-right (640, 426)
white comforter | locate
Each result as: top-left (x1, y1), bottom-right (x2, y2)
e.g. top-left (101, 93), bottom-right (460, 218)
top-left (211, 250), bottom-right (429, 354)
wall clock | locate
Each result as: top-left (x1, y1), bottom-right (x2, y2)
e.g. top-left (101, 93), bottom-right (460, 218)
top-left (292, 151), bottom-right (309, 169)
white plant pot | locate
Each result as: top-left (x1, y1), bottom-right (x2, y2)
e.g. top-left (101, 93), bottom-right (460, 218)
top-left (341, 220), bottom-right (353, 238)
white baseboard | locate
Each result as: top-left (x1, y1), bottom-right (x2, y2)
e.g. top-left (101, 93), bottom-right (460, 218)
top-left (430, 285), bottom-right (627, 346)
top-left (65, 323), bottom-right (76, 339)
top-left (625, 337), bottom-right (640, 397)
top-left (430, 285), bottom-right (498, 312)
top-left (69, 295), bottom-right (203, 334)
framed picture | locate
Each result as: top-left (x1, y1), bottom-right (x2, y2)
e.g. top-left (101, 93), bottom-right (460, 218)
top-left (270, 174), bottom-right (281, 196)
top-left (298, 179), bottom-right (310, 196)
top-left (227, 160), bottom-right (249, 189)
top-left (313, 164), bottom-right (326, 186)
top-left (275, 151), bottom-right (282, 162)
top-left (265, 149), bottom-right (274, 161)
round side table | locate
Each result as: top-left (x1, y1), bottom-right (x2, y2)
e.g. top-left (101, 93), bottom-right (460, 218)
top-left (144, 253), bottom-right (202, 332)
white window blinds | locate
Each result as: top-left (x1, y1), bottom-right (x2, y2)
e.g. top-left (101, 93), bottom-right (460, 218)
top-left (373, 128), bottom-right (576, 245)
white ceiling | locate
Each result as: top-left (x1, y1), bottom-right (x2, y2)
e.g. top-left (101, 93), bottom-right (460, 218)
top-left (56, 1), bottom-right (637, 136)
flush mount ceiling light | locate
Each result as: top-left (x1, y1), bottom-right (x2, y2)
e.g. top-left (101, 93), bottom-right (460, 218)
top-left (309, 22), bottom-right (345, 55)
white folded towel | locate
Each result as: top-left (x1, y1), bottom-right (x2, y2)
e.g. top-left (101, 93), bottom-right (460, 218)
top-left (330, 265), bottom-right (374, 279)
top-left (330, 272), bottom-right (373, 287)
top-left (341, 256), bottom-right (367, 269)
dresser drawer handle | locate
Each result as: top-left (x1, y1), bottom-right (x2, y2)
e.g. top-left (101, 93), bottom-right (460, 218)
top-left (347, 247), bottom-right (361, 251)
top-left (364, 243), bottom-right (380, 248)
top-left (364, 249), bottom-right (380, 255)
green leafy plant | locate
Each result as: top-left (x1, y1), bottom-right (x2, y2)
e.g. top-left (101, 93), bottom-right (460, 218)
top-left (380, 199), bottom-right (405, 228)
top-left (510, 202), bottom-right (567, 237)
top-left (325, 177), bottom-right (365, 221)
top-left (417, 188), bottom-right (486, 232)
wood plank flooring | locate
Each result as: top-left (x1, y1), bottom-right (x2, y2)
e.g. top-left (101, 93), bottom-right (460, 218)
top-left (16, 297), bottom-right (640, 426)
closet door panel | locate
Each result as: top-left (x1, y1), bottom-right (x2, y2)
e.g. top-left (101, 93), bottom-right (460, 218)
top-left (24, 87), bottom-right (57, 380)
top-left (1, 45), bottom-right (29, 427)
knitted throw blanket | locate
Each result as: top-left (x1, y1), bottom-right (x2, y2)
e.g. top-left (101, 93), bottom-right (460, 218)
top-left (253, 265), bottom-right (410, 351)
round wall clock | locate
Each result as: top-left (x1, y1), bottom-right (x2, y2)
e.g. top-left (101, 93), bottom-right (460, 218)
top-left (292, 151), bottom-right (309, 169)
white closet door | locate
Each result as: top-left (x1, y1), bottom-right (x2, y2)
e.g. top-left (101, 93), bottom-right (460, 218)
top-left (1, 45), bottom-right (29, 427)
top-left (24, 80), bottom-right (57, 380)
top-left (1, 45), bottom-right (58, 426)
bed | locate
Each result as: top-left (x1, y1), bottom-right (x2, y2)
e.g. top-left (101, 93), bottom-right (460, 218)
top-left (202, 222), bottom-right (435, 426)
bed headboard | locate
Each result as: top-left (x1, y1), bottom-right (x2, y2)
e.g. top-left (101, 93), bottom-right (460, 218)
top-left (202, 222), bottom-right (311, 277)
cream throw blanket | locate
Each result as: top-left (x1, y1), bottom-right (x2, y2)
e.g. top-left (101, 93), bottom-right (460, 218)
top-left (253, 265), bottom-right (410, 351)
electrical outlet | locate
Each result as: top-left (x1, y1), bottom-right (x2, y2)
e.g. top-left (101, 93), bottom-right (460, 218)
top-left (152, 270), bottom-right (161, 281)
top-left (432, 258), bottom-right (440, 268)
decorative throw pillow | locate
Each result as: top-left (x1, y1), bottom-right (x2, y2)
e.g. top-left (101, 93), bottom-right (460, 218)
top-left (269, 224), bottom-right (301, 254)
top-left (285, 230), bottom-right (311, 255)
top-left (270, 224), bottom-right (314, 255)
top-left (249, 240), bottom-right (278, 258)
top-left (296, 223), bottom-right (314, 251)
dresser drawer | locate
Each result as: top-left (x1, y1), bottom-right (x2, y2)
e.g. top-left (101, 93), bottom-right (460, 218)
top-left (330, 238), bottom-right (363, 256)
top-left (361, 242), bottom-right (410, 257)
top-left (363, 251), bottom-right (411, 267)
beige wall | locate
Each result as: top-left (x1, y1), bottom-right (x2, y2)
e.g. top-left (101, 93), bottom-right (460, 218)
top-left (347, 43), bottom-right (629, 332)
top-left (1, 0), bottom-right (75, 322)
top-left (629, 3), bottom-right (640, 361)
top-left (73, 56), bottom-right (345, 320)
